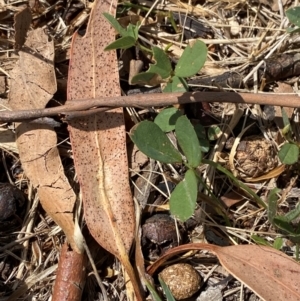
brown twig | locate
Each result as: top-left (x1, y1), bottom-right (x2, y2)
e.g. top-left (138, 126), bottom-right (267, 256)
top-left (1, 91), bottom-right (299, 122)
top-left (52, 243), bottom-right (87, 301)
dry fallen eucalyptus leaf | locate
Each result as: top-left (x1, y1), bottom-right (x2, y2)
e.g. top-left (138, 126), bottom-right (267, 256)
top-left (67, 0), bottom-right (142, 299)
top-left (8, 28), bottom-right (82, 253)
top-left (148, 243), bottom-right (300, 301)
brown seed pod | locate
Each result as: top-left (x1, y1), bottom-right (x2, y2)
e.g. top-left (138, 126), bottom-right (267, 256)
top-left (226, 135), bottom-right (278, 178)
top-left (159, 263), bottom-right (202, 300)
top-left (142, 214), bottom-right (178, 245)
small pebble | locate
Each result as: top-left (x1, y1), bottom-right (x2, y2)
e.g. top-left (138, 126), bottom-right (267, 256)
top-left (159, 263), bottom-right (202, 300)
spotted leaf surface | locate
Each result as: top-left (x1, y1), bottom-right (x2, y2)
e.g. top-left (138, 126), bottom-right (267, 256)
top-left (67, 0), bottom-right (134, 258)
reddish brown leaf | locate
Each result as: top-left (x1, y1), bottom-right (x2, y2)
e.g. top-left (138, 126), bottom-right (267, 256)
top-left (67, 0), bottom-right (141, 299)
top-left (68, 0), bottom-right (134, 256)
top-left (9, 28), bottom-right (82, 254)
top-left (213, 244), bottom-right (300, 301)
top-left (148, 243), bottom-right (300, 301)
top-left (52, 243), bottom-right (87, 301)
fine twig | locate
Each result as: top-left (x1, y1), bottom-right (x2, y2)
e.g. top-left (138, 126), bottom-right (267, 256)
top-left (1, 91), bottom-right (299, 122)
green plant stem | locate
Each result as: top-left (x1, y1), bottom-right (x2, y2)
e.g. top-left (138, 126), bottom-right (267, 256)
top-left (159, 277), bottom-right (176, 301)
top-left (164, 43), bottom-right (174, 52)
top-left (195, 173), bottom-right (231, 226)
top-left (168, 11), bottom-right (178, 33)
top-left (296, 243), bottom-right (299, 261)
top-left (181, 77), bottom-right (189, 91)
top-left (137, 42), bottom-right (153, 53)
top-left (202, 159), bottom-right (267, 209)
top-left (145, 280), bottom-right (163, 301)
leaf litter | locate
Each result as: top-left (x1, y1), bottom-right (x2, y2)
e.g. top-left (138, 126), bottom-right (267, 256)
top-left (0, 0), bottom-right (300, 300)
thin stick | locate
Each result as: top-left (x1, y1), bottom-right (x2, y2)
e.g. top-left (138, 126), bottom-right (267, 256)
top-left (1, 91), bottom-right (299, 122)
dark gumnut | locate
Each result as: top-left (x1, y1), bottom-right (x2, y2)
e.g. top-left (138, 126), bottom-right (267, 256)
top-left (0, 183), bottom-right (25, 221)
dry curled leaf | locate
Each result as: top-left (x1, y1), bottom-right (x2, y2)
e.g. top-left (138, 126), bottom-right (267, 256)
top-left (148, 243), bottom-right (300, 301)
top-left (67, 0), bottom-right (142, 299)
top-left (9, 28), bottom-right (82, 253)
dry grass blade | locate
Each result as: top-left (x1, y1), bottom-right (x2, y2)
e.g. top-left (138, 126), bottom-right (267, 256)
top-left (5, 264), bottom-right (58, 301)
top-left (8, 28), bottom-right (82, 254)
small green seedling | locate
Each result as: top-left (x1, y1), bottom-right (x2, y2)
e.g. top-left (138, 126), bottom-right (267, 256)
top-left (154, 107), bottom-right (183, 132)
top-left (131, 40), bottom-right (207, 92)
top-left (153, 107), bottom-right (210, 153)
top-left (130, 108), bottom-right (266, 221)
top-left (103, 13), bottom-right (139, 50)
top-left (267, 187), bottom-right (300, 259)
top-left (286, 6), bottom-right (300, 34)
top-left (103, 13), bottom-right (207, 92)
top-left (278, 143), bottom-right (299, 165)
top-left (130, 111), bottom-right (202, 221)
top-left (251, 235), bottom-right (283, 251)
top-left (278, 108), bottom-right (299, 165)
